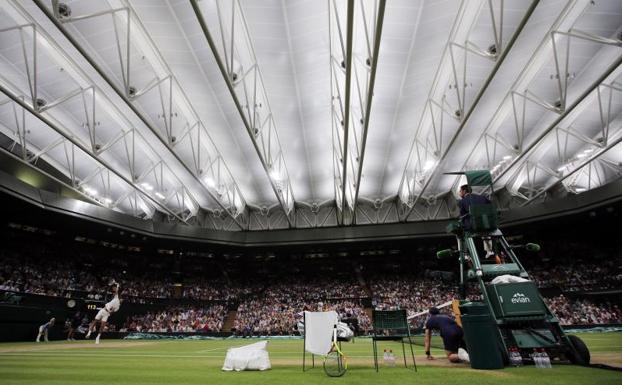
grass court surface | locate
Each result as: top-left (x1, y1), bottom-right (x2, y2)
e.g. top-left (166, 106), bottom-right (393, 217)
top-left (0, 332), bottom-right (620, 385)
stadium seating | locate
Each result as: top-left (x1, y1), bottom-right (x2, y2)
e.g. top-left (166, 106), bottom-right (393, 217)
top-left (0, 227), bottom-right (620, 335)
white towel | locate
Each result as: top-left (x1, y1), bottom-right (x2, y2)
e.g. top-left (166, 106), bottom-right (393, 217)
top-left (304, 311), bottom-right (339, 356)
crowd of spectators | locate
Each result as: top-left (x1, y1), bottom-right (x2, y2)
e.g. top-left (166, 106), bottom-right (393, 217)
top-left (1, 233), bottom-right (621, 334)
top-left (0, 253), bottom-right (89, 297)
top-left (0, 249), bottom-right (176, 301)
top-left (544, 295), bottom-right (622, 325)
top-left (233, 277), bottom-right (370, 335)
top-left (529, 263), bottom-right (622, 292)
top-left (121, 305), bottom-right (226, 333)
top-left (523, 240), bottom-right (622, 292)
top-left (370, 276), bottom-right (457, 318)
top-left (181, 278), bottom-right (263, 301)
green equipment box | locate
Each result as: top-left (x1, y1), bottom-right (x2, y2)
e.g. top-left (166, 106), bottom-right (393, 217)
top-left (486, 281), bottom-right (547, 318)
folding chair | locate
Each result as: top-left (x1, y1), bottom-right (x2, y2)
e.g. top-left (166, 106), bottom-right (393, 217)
top-left (371, 309), bottom-right (417, 372)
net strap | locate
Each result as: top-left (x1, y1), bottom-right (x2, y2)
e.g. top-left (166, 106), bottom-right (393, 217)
top-left (407, 301), bottom-right (453, 320)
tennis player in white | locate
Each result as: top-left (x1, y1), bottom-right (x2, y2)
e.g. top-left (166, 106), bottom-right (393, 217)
top-left (86, 281), bottom-right (121, 344)
top-left (36, 317), bottom-right (55, 342)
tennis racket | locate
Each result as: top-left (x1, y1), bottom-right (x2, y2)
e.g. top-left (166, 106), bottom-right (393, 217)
top-left (323, 325), bottom-right (347, 377)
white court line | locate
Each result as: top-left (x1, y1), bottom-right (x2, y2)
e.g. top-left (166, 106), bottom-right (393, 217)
top-left (0, 353), bottom-right (231, 358)
top-left (195, 346), bottom-right (227, 353)
top-left (0, 350), bottom-right (385, 355)
top-left (0, 352), bottom-right (387, 359)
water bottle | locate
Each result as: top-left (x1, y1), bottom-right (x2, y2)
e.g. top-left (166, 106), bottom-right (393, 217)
top-left (541, 349), bottom-right (552, 368)
top-left (388, 349), bottom-right (396, 367)
top-left (383, 349), bottom-right (389, 365)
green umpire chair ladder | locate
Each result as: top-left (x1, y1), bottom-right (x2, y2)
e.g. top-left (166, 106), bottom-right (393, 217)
top-left (371, 310), bottom-right (417, 372)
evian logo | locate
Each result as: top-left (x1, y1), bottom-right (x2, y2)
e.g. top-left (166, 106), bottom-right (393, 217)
top-left (511, 292), bottom-right (531, 304)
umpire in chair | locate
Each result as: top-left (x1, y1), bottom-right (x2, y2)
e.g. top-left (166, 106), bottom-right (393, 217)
top-left (457, 184), bottom-right (499, 262)
top-left (458, 184), bottom-right (490, 230)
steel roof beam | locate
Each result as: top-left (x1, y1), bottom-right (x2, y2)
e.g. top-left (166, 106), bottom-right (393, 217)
top-left (0, 84), bottom-right (188, 223)
top-left (0, 143), bottom-right (105, 207)
top-left (189, 0), bottom-right (296, 228)
top-left (350, 0), bottom-right (387, 225)
top-left (0, 17), bottom-right (201, 223)
top-left (339, 0), bottom-right (354, 225)
top-left (396, 0), bottom-right (484, 214)
top-left (33, 0), bottom-right (247, 230)
top-left (447, 1), bottom-right (614, 194)
top-left (522, 138), bottom-right (622, 205)
top-left (503, 80), bottom-right (621, 198)
top-left (0, 17), bottom-right (201, 221)
top-left (489, 58), bottom-right (622, 191)
top-left (400, 0), bottom-right (540, 221)
top-left (327, 0), bottom-right (355, 225)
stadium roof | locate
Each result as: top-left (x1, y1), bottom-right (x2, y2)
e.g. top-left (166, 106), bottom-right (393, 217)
top-left (0, 0), bottom-right (621, 231)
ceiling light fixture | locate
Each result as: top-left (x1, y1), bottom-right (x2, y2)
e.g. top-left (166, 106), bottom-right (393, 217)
top-left (270, 169), bottom-right (282, 181)
top-left (423, 160), bottom-right (435, 172)
top-left (205, 177), bottom-right (215, 189)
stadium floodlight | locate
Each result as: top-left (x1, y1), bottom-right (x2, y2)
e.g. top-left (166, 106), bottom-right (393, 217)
top-left (205, 177), bottom-right (216, 189)
top-left (269, 169), bottom-right (282, 182)
top-left (84, 186), bottom-right (98, 196)
top-left (141, 183), bottom-right (153, 191)
top-left (423, 160), bottom-right (436, 172)
top-left (154, 192), bottom-right (165, 200)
